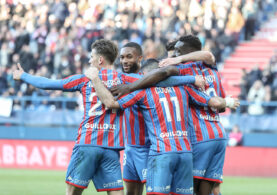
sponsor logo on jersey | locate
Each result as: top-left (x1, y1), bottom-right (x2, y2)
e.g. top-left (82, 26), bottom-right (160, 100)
top-left (153, 185), bottom-right (171, 193)
top-left (213, 173), bottom-right (223, 180)
top-left (193, 169), bottom-right (206, 176)
top-left (142, 169), bottom-right (147, 179)
top-left (84, 123), bottom-right (116, 130)
top-left (68, 177), bottom-right (90, 186)
top-left (199, 114), bottom-right (220, 122)
top-left (123, 153), bottom-right (127, 166)
top-left (176, 187), bottom-right (193, 193)
top-left (160, 130), bottom-right (188, 139)
top-left (147, 186), bottom-right (153, 192)
top-left (103, 180), bottom-right (122, 188)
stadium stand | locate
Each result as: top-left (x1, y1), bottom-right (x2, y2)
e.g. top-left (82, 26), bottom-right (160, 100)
top-left (1, 0), bottom-right (277, 180)
top-left (220, 16), bottom-right (277, 98)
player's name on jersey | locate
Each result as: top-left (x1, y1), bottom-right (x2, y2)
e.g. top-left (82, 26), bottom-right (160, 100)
top-left (84, 123), bottom-right (116, 130)
top-left (160, 130), bottom-right (188, 139)
top-left (199, 114), bottom-right (220, 122)
top-left (198, 75), bottom-right (216, 84)
top-left (88, 78), bottom-right (122, 88)
top-left (154, 87), bottom-right (174, 94)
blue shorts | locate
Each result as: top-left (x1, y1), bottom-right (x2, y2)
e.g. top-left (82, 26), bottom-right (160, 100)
top-left (192, 139), bottom-right (227, 183)
top-left (123, 145), bottom-right (149, 183)
top-left (65, 146), bottom-right (123, 192)
top-left (146, 152), bottom-right (193, 195)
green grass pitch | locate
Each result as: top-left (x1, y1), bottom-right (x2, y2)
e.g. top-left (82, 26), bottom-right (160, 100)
top-left (0, 169), bottom-right (276, 195)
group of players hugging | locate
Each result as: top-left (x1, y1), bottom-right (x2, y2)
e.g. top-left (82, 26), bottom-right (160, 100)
top-left (13, 35), bottom-right (239, 195)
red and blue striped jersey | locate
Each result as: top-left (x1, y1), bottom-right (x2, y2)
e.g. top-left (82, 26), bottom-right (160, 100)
top-left (123, 72), bottom-right (150, 147)
top-left (117, 86), bottom-right (211, 155)
top-left (21, 68), bottom-right (140, 149)
top-left (123, 104), bottom-right (150, 147)
top-left (177, 61), bottom-right (227, 144)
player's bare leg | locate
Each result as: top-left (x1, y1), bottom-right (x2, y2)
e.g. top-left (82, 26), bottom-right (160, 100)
top-left (66, 184), bottom-right (84, 195)
top-left (194, 178), bottom-right (201, 194)
top-left (107, 190), bottom-right (124, 195)
top-left (212, 183), bottom-right (221, 195)
top-left (198, 180), bottom-right (215, 195)
top-left (125, 181), bottom-right (144, 195)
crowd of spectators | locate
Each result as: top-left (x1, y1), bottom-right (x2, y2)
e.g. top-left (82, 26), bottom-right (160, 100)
top-left (238, 50), bottom-right (277, 115)
top-left (0, 0), bottom-right (276, 111)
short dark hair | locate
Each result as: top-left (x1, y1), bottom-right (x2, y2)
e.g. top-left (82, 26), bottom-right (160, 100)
top-left (165, 40), bottom-right (177, 51)
top-left (122, 42), bottom-right (143, 56)
top-left (91, 39), bottom-right (118, 64)
top-left (141, 58), bottom-right (159, 72)
top-left (179, 35), bottom-right (202, 51)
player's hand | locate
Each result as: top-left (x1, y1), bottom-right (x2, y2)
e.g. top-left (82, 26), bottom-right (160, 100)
top-left (159, 56), bottom-right (182, 67)
top-left (231, 98), bottom-right (240, 110)
top-left (13, 63), bottom-right (24, 80)
top-left (85, 66), bottom-right (99, 80)
top-left (225, 97), bottom-right (240, 110)
top-left (110, 84), bottom-right (131, 100)
top-left (194, 75), bottom-right (205, 91)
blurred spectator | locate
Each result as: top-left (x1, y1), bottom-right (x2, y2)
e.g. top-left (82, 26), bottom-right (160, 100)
top-left (226, 6), bottom-right (245, 44)
top-left (238, 68), bottom-right (249, 113)
top-left (242, 0), bottom-right (258, 40)
top-left (228, 125), bottom-right (243, 146)
top-left (239, 68), bottom-right (250, 100)
top-left (248, 64), bottom-right (262, 85)
top-left (0, 67), bottom-right (8, 94)
top-left (247, 80), bottom-right (265, 115)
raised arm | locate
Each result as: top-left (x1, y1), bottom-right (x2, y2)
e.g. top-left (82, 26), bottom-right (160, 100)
top-left (13, 63), bottom-right (65, 90)
top-left (85, 67), bottom-right (120, 109)
top-left (159, 51), bottom-right (215, 67)
top-left (13, 63), bottom-right (85, 91)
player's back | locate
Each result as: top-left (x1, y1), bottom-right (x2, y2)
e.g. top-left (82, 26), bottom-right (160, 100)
top-left (178, 61), bottom-right (227, 143)
top-left (139, 86), bottom-right (192, 155)
top-left (72, 68), bottom-right (125, 149)
top-left (124, 104), bottom-right (150, 147)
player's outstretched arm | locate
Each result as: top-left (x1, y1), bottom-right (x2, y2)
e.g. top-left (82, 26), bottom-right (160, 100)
top-left (186, 86), bottom-right (240, 110)
top-left (13, 63), bottom-right (65, 90)
top-left (110, 66), bottom-right (204, 99)
top-left (159, 51), bottom-right (215, 67)
top-left (85, 67), bottom-right (120, 109)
